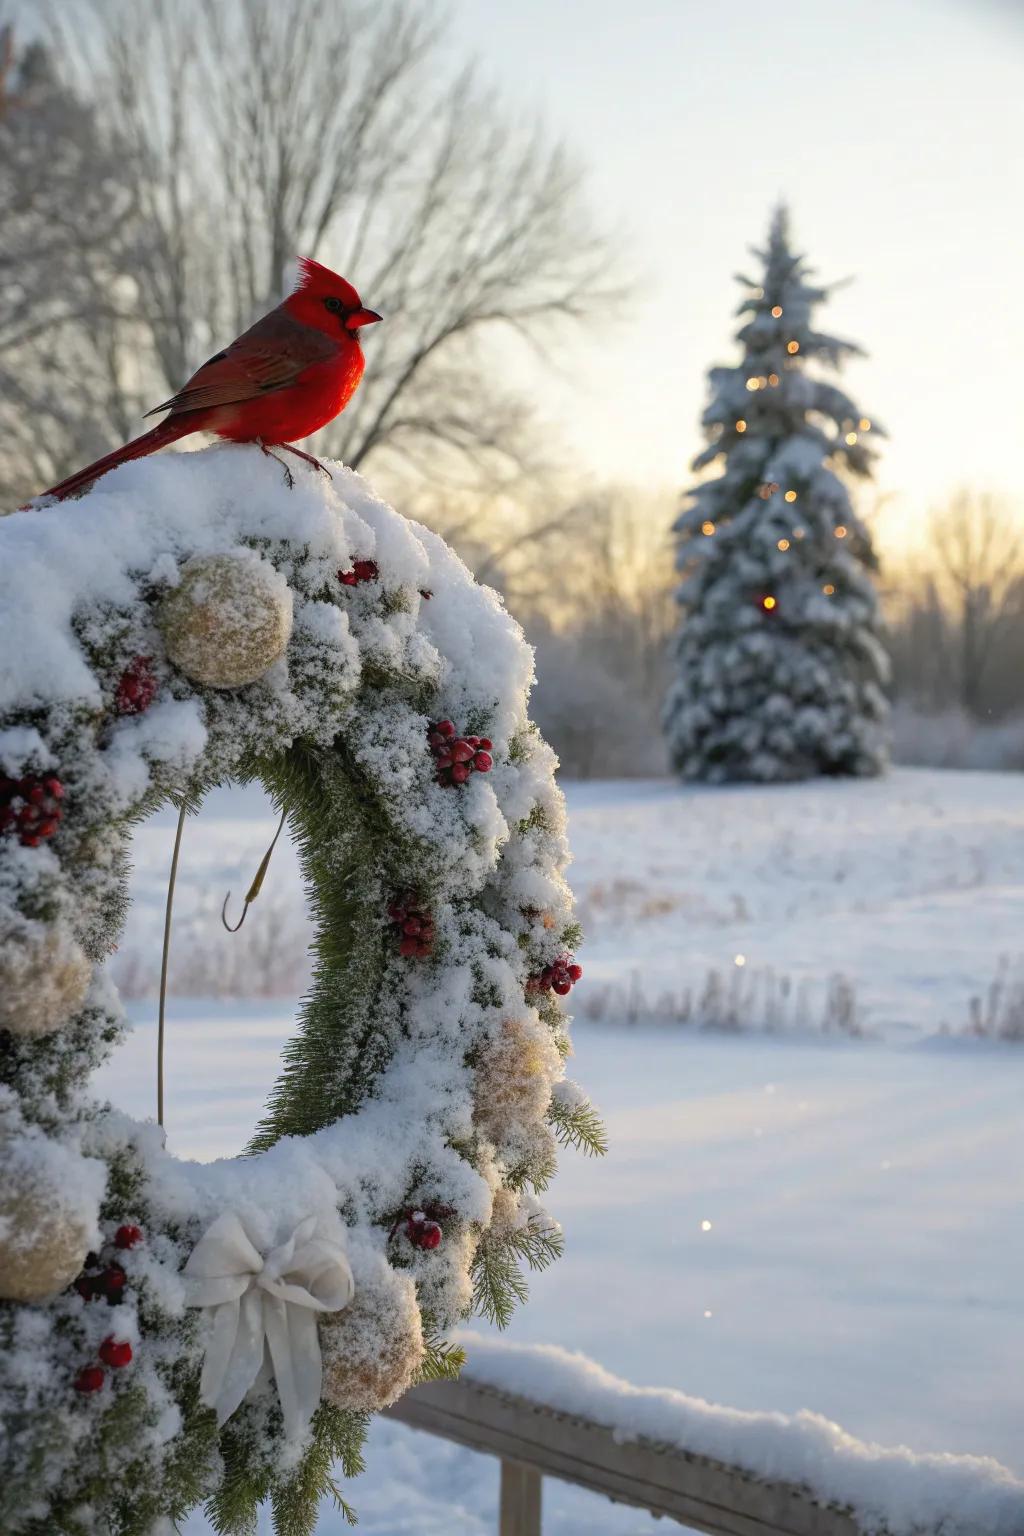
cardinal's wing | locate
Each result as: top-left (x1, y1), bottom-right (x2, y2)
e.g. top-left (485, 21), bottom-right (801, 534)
top-left (144, 310), bottom-right (338, 419)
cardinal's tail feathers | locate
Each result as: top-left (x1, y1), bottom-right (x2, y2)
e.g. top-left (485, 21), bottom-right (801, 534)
top-left (37, 418), bottom-right (194, 502)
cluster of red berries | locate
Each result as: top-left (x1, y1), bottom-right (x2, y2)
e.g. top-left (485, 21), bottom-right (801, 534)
top-left (338, 559), bottom-right (379, 587)
top-left (72, 1225), bottom-right (141, 1394)
top-left (115, 655), bottom-right (157, 715)
top-left (388, 891), bottom-right (436, 959)
top-left (75, 1334), bottom-right (134, 1395)
top-left (528, 953), bottom-right (583, 997)
top-left (0, 773), bottom-right (64, 847)
top-left (427, 720), bottom-right (493, 786)
top-left (73, 1223), bottom-right (142, 1307)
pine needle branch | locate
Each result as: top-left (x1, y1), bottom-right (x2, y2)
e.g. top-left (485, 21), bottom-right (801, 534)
top-left (506, 1215), bottom-right (564, 1271)
top-left (547, 1095), bottom-right (608, 1157)
top-left (471, 1240), bottom-right (530, 1328)
top-left (419, 1336), bottom-right (467, 1383)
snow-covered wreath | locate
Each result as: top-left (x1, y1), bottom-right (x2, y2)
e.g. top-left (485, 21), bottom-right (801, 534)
top-left (0, 447), bottom-right (601, 1536)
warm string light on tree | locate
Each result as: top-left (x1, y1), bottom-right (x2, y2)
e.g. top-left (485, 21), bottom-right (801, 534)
top-left (784, 490), bottom-right (798, 503)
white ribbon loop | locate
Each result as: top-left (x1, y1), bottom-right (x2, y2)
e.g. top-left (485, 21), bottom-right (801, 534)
top-left (184, 1211), bottom-right (354, 1439)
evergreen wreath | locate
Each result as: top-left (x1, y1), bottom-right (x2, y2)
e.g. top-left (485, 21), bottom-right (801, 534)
top-left (0, 445), bottom-right (603, 1536)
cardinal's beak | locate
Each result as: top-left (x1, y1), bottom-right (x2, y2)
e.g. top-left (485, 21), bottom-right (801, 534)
top-left (347, 307), bottom-right (382, 330)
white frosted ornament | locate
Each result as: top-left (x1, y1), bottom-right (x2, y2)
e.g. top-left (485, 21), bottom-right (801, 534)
top-left (472, 1017), bottom-right (561, 1142)
top-left (0, 920), bottom-right (91, 1038)
top-left (160, 550), bottom-right (293, 688)
top-left (0, 1140), bottom-right (98, 1302)
top-left (320, 1262), bottom-right (423, 1412)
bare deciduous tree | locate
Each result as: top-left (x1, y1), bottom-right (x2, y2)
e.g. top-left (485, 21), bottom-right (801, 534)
top-left (0, 29), bottom-right (146, 501)
top-left (38, 0), bottom-right (617, 494)
top-left (885, 491), bottom-right (1024, 718)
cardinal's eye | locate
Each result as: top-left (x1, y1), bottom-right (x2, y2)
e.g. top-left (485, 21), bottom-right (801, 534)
top-left (323, 296), bottom-right (344, 315)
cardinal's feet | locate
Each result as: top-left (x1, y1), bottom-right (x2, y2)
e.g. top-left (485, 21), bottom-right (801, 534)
top-left (280, 444), bottom-right (333, 481)
top-left (257, 440), bottom-right (295, 489)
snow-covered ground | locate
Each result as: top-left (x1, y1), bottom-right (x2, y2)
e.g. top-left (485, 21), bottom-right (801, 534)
top-left (118, 769), bottom-right (1024, 1040)
top-left (95, 769), bottom-right (1024, 1532)
top-left (568, 771), bottom-right (1024, 1039)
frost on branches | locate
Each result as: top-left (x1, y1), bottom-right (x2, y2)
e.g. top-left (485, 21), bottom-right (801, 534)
top-left (0, 444), bottom-right (598, 1536)
top-left (663, 207), bottom-right (891, 784)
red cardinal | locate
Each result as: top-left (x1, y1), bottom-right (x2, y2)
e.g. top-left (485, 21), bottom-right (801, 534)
top-left (37, 258), bottom-right (381, 501)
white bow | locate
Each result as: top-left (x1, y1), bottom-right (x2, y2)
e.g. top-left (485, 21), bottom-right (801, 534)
top-left (183, 1211), bottom-right (354, 1440)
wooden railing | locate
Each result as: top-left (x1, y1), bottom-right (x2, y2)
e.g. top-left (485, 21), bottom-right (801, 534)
top-left (385, 1375), bottom-right (867, 1536)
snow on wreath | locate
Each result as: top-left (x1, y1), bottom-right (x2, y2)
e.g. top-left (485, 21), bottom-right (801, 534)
top-left (0, 446), bottom-right (603, 1536)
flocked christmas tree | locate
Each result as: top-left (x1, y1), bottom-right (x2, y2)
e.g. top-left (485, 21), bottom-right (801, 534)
top-left (663, 206), bottom-right (890, 783)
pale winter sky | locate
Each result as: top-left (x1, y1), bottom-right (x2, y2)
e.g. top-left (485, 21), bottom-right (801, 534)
top-left (449, 0), bottom-right (1023, 551)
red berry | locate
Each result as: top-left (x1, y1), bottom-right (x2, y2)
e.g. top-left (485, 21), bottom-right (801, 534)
top-left (43, 776), bottom-right (64, 799)
top-left (99, 1337), bottom-right (133, 1369)
top-left (451, 740), bottom-right (474, 764)
top-left (352, 559), bottom-right (379, 583)
top-left (26, 783), bottom-right (46, 806)
top-left (473, 751), bottom-right (493, 772)
top-left (114, 1224), bottom-right (143, 1251)
top-left (450, 762), bottom-right (471, 784)
top-left (434, 720), bottom-right (455, 738)
top-left (74, 1366), bottom-right (105, 1394)
top-left (74, 1275), bottom-right (98, 1301)
top-left (20, 834), bottom-right (42, 848)
top-left (478, 738), bottom-right (493, 751)
top-left (568, 963), bottom-right (583, 982)
top-left (406, 1213), bottom-right (443, 1250)
top-left (100, 1265), bottom-right (126, 1297)
top-left (36, 817), bottom-right (59, 839)
top-left (552, 978), bottom-right (572, 996)
top-left (338, 569), bottom-right (357, 586)
top-left (419, 589), bottom-right (433, 600)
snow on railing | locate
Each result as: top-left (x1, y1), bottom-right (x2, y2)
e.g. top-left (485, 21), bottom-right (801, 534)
top-left (385, 1333), bottom-right (1024, 1536)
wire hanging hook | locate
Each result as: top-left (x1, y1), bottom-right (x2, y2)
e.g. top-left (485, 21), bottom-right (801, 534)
top-left (221, 806), bottom-right (288, 933)
top-left (158, 800), bottom-right (188, 1130)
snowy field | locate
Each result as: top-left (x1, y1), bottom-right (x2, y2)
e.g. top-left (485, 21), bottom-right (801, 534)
top-left (95, 769), bottom-right (1024, 1532)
